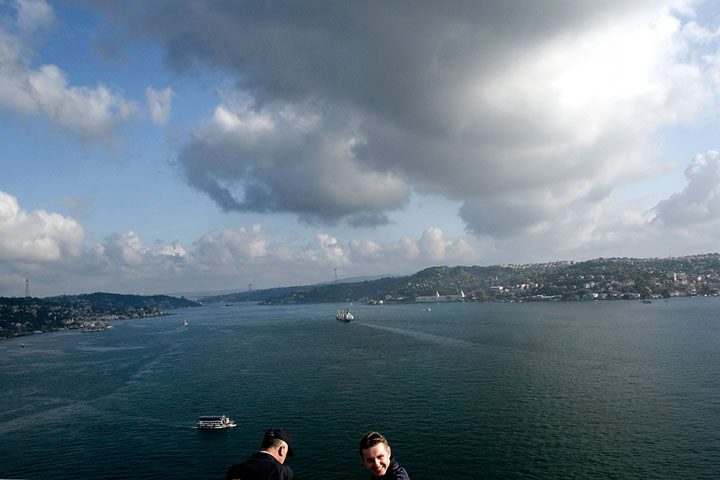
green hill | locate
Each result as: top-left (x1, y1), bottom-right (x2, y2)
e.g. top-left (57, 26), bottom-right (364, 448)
top-left (223, 254), bottom-right (720, 305)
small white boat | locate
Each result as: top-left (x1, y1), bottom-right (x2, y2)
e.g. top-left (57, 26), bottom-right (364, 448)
top-left (197, 415), bottom-right (236, 429)
top-left (336, 308), bottom-right (354, 322)
top-left (183, 319), bottom-right (189, 326)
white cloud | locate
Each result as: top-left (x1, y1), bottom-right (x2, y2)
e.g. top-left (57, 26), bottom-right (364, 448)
top-left (157, 241), bottom-right (186, 257)
top-left (0, 1), bottom-right (138, 139)
top-left (418, 227), bottom-right (475, 262)
top-left (350, 236), bottom-right (421, 263)
top-left (418, 228), bottom-right (448, 262)
top-left (301, 234), bottom-right (349, 265)
top-left (0, 190), bottom-right (84, 262)
top-left (193, 225), bottom-right (267, 267)
top-left (100, 231), bottom-right (151, 267)
top-left (348, 239), bottom-right (382, 259)
top-left (146, 86), bottom-right (173, 125)
top-left (15, 0), bottom-right (54, 35)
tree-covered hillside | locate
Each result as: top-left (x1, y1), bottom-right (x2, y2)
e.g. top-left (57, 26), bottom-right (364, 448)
top-left (249, 254), bottom-right (720, 304)
top-left (1, 293), bottom-right (199, 338)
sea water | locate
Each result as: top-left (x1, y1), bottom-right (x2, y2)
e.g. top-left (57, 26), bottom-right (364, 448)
top-left (1, 298), bottom-right (719, 479)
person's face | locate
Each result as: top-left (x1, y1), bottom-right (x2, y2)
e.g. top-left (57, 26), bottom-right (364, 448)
top-left (361, 442), bottom-right (391, 477)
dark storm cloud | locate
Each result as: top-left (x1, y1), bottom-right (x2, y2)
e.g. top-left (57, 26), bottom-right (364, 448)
top-left (346, 212), bottom-right (391, 228)
top-left (104, 0), bottom-right (646, 124)
top-left (82, 0), bottom-right (711, 235)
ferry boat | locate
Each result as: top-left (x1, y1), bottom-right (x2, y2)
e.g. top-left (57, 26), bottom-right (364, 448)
top-left (196, 415), bottom-right (236, 429)
top-left (336, 309), bottom-right (354, 322)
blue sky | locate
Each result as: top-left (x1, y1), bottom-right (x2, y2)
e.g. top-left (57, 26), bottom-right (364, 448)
top-left (2, 0), bottom-right (720, 297)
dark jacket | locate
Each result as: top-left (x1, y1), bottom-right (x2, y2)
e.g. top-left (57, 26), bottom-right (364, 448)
top-left (225, 452), bottom-right (294, 480)
top-left (372, 458), bottom-right (409, 480)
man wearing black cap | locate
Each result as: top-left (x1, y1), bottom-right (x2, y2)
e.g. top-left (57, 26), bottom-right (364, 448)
top-left (225, 428), bottom-right (295, 480)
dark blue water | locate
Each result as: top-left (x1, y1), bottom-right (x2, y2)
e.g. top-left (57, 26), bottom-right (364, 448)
top-left (2, 298), bottom-right (719, 479)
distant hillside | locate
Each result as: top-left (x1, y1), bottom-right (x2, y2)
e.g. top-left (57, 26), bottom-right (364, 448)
top-left (251, 254), bottom-right (720, 304)
top-left (257, 267), bottom-right (508, 304)
top-left (44, 292), bottom-right (200, 310)
top-left (1, 292), bottom-right (199, 339)
top-left (199, 274), bottom-right (399, 304)
top-left (316, 274), bottom-right (399, 285)
top-left (198, 286), bottom-right (311, 304)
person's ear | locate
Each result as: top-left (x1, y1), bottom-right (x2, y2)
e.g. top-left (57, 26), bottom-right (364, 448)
top-left (279, 444), bottom-right (287, 458)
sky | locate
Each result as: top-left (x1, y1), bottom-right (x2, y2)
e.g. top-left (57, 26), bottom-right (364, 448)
top-left (3, 0), bottom-right (720, 297)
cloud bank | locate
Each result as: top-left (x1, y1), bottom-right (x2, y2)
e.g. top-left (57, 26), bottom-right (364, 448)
top-left (0, 191), bottom-right (474, 296)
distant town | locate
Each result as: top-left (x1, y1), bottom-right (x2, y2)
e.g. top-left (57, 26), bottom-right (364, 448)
top-left (220, 253), bottom-right (720, 305)
top-left (4, 254), bottom-right (720, 339)
top-left (0, 293), bottom-right (199, 340)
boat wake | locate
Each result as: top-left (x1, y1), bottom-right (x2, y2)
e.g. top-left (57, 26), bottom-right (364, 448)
top-left (357, 323), bottom-right (475, 349)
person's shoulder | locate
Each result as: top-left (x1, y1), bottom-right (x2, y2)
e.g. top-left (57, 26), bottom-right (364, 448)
top-left (225, 457), bottom-right (293, 480)
top-left (389, 460), bottom-right (409, 480)
top-left (268, 460), bottom-right (294, 480)
top-left (224, 463), bottom-right (246, 480)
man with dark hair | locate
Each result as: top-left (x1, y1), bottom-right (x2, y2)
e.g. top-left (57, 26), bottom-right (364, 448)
top-left (225, 428), bottom-right (295, 480)
top-left (358, 432), bottom-right (410, 480)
